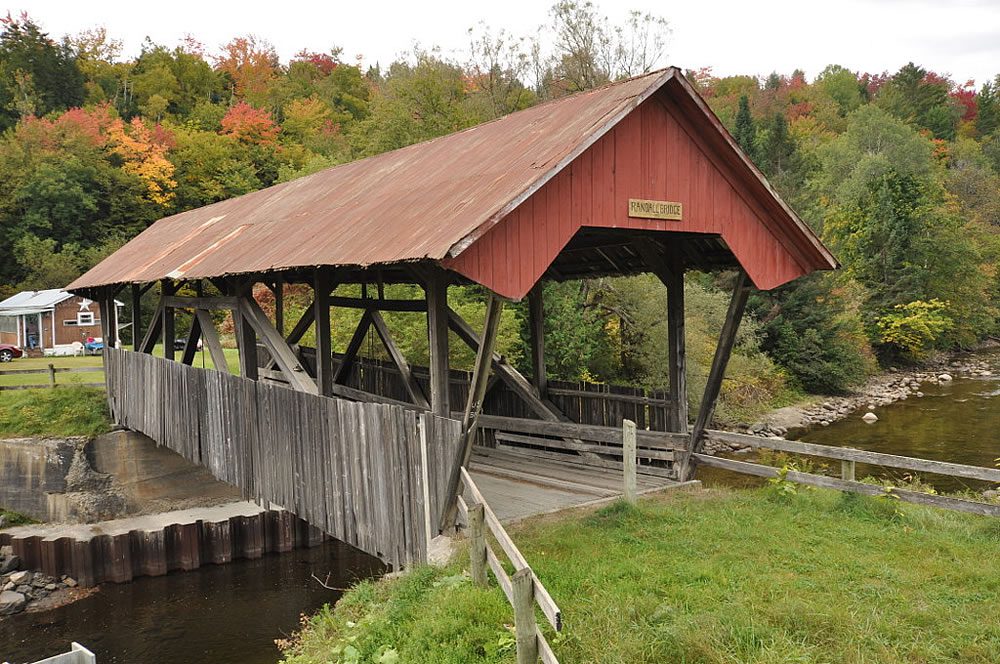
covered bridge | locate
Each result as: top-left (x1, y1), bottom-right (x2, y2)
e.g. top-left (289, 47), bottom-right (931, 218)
top-left (69, 67), bottom-right (836, 564)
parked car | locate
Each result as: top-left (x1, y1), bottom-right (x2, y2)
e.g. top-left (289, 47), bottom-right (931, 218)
top-left (0, 343), bottom-right (23, 362)
top-left (173, 338), bottom-right (204, 351)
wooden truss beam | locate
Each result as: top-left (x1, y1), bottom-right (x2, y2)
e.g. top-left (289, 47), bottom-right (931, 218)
top-left (329, 296), bottom-right (427, 312)
top-left (161, 280), bottom-right (176, 362)
top-left (370, 310), bottom-right (429, 409)
top-left (194, 309), bottom-right (228, 372)
top-left (314, 270), bottom-right (334, 397)
top-left (527, 285), bottom-right (547, 398)
top-left (441, 295), bottom-right (504, 530)
top-left (239, 295), bottom-right (318, 394)
top-left (139, 299), bottom-right (164, 354)
top-left (681, 271), bottom-right (750, 480)
top-left (333, 310), bottom-right (373, 385)
top-left (180, 313), bottom-right (202, 365)
top-left (415, 265), bottom-right (451, 418)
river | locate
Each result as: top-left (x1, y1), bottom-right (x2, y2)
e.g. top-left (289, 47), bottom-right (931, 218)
top-left (0, 540), bottom-right (384, 664)
top-left (794, 350), bottom-right (1000, 493)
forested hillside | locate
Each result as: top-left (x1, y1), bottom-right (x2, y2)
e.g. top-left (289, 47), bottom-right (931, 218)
top-left (1, 4), bottom-right (997, 419)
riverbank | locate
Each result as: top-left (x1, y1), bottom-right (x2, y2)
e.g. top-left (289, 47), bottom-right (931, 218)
top-left (703, 347), bottom-right (999, 454)
top-left (279, 485), bottom-right (1000, 663)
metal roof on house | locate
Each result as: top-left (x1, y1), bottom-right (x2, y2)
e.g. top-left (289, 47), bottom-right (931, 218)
top-left (68, 67), bottom-right (836, 295)
top-left (0, 289), bottom-right (74, 315)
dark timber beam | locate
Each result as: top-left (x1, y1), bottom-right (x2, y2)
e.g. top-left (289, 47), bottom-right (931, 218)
top-left (441, 295), bottom-right (504, 530)
top-left (194, 309), bottom-right (228, 373)
top-left (131, 284), bottom-right (142, 351)
top-left (271, 281), bottom-right (284, 336)
top-left (314, 270), bottom-right (334, 397)
top-left (424, 270), bottom-right (450, 417)
top-left (180, 313), bottom-right (202, 365)
top-left (370, 310), bottom-right (429, 409)
top-left (333, 310), bottom-right (373, 385)
top-left (527, 285), bottom-right (547, 398)
top-left (681, 271), bottom-right (750, 480)
top-left (632, 240), bottom-right (688, 433)
top-left (139, 300), bottom-right (164, 355)
top-left (231, 281), bottom-right (258, 380)
top-left (239, 295), bottom-right (317, 394)
top-left (329, 296), bottom-right (428, 312)
top-left (161, 280), bottom-right (176, 361)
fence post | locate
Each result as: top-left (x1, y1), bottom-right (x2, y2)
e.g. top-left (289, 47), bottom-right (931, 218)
top-left (841, 460), bottom-right (856, 482)
top-left (623, 418), bottom-right (637, 505)
top-left (48, 363), bottom-right (56, 389)
top-left (468, 503), bottom-right (488, 587)
top-left (512, 567), bottom-right (538, 664)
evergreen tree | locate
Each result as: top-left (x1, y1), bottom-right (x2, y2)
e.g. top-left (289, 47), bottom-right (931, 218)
top-left (977, 77), bottom-right (1000, 138)
top-left (0, 15), bottom-right (85, 131)
top-left (733, 95), bottom-right (756, 160)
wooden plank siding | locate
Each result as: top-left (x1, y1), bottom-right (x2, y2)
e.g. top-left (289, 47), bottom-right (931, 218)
top-left (104, 348), bottom-right (462, 568)
top-left (444, 95), bottom-right (807, 299)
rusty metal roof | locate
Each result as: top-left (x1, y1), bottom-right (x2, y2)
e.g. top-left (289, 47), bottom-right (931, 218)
top-left (69, 67), bottom-right (835, 292)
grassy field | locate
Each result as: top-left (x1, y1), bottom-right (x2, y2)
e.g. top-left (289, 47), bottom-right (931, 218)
top-left (280, 486), bottom-right (1000, 664)
top-left (0, 386), bottom-right (111, 437)
top-left (0, 345), bottom-right (243, 389)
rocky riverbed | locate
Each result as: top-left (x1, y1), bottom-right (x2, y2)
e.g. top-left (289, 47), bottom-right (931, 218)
top-left (0, 546), bottom-right (91, 618)
top-left (701, 353), bottom-right (996, 456)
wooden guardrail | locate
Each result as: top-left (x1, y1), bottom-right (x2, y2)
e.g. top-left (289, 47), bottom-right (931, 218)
top-left (0, 365), bottom-right (104, 391)
top-left (457, 467), bottom-right (561, 664)
top-left (693, 429), bottom-right (1000, 517)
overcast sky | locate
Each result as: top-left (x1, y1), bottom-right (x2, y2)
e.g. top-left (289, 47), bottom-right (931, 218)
top-left (10, 0), bottom-right (1000, 86)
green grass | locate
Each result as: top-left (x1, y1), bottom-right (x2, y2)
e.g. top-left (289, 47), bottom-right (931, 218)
top-left (0, 353), bottom-right (104, 388)
top-left (280, 487), bottom-right (1000, 664)
top-left (0, 508), bottom-right (37, 527)
top-left (0, 386), bottom-right (111, 437)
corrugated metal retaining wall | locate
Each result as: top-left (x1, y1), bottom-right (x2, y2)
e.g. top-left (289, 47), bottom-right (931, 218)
top-left (104, 348), bottom-right (463, 569)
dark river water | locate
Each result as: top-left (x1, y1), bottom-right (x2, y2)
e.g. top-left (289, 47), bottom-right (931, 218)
top-left (794, 350), bottom-right (1000, 493)
top-left (0, 541), bottom-right (385, 664)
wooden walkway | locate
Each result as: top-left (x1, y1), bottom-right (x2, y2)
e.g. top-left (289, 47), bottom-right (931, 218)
top-left (469, 446), bottom-right (688, 523)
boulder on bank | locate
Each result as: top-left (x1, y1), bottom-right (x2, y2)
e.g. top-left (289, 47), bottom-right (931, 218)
top-left (0, 589), bottom-right (26, 616)
top-left (862, 412), bottom-right (878, 424)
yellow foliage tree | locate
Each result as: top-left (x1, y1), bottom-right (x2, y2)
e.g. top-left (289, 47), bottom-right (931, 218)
top-left (108, 117), bottom-right (176, 207)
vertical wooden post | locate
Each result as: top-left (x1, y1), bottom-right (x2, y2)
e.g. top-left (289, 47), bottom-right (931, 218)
top-left (426, 271), bottom-right (450, 417)
top-left (666, 265), bottom-right (687, 433)
top-left (273, 281), bottom-right (284, 336)
top-left (468, 503), bottom-right (487, 587)
top-left (233, 281), bottom-right (258, 380)
top-left (314, 271), bottom-right (333, 397)
top-left (130, 284), bottom-right (142, 352)
top-left (528, 284), bottom-right (547, 399)
top-left (682, 272), bottom-right (750, 480)
top-left (512, 567), bottom-right (538, 664)
top-left (161, 280), bottom-right (175, 362)
top-left (48, 363), bottom-right (56, 389)
top-left (622, 419), bottom-right (637, 504)
top-left (841, 460), bottom-right (856, 482)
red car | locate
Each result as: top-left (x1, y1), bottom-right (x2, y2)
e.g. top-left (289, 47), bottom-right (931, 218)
top-left (0, 344), bottom-right (23, 362)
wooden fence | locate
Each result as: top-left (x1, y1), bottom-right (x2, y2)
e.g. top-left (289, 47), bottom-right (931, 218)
top-left (104, 348), bottom-right (463, 568)
top-left (0, 365), bottom-right (104, 391)
top-left (458, 467), bottom-right (562, 664)
top-left (671, 429), bottom-right (1000, 517)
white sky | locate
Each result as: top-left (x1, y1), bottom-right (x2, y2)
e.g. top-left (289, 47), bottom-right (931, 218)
top-left (9, 0), bottom-right (1000, 86)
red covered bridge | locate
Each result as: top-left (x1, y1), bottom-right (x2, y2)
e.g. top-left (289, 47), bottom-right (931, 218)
top-left (69, 67), bottom-right (838, 566)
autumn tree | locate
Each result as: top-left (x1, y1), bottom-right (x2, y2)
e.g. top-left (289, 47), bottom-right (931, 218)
top-left (215, 35), bottom-right (280, 106)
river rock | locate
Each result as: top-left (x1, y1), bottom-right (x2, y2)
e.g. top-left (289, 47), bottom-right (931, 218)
top-left (862, 412), bottom-right (878, 423)
top-left (938, 373), bottom-right (953, 381)
top-left (0, 553), bottom-right (19, 574)
top-left (63, 576), bottom-right (78, 588)
top-left (8, 570), bottom-right (30, 585)
top-left (0, 590), bottom-right (26, 615)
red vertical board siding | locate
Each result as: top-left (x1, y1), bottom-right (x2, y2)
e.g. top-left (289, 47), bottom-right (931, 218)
top-left (445, 98), bottom-right (810, 299)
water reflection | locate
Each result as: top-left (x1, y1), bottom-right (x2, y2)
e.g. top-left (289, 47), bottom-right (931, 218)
top-left (0, 540), bottom-right (385, 664)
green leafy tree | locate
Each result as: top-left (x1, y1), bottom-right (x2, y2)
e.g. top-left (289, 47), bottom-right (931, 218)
top-left (733, 95), bottom-right (756, 159)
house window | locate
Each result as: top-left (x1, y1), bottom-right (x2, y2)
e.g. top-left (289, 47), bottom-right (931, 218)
top-left (77, 312), bottom-right (95, 326)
